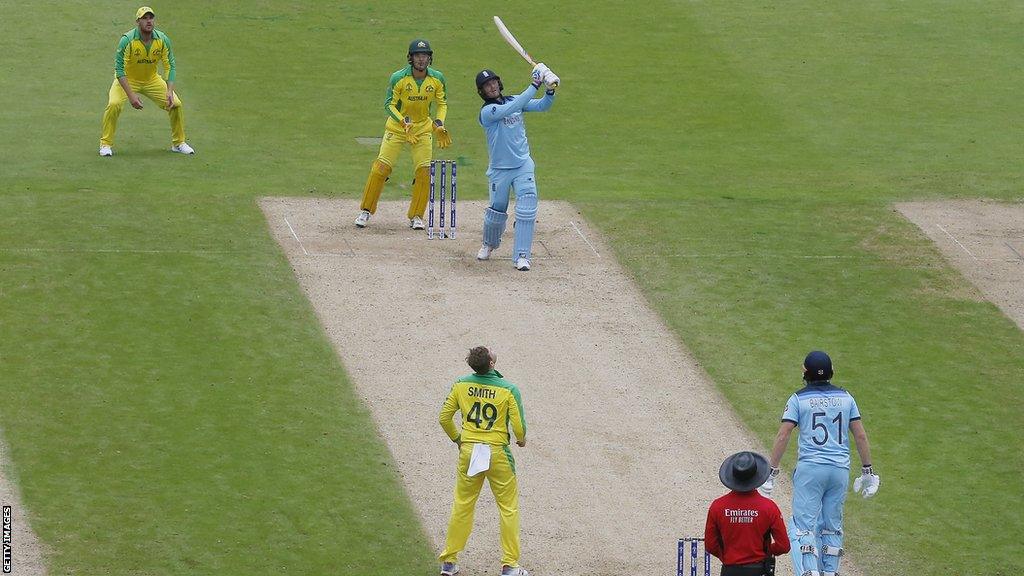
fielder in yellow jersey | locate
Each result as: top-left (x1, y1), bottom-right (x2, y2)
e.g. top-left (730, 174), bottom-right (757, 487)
top-left (438, 346), bottom-right (528, 576)
top-left (354, 39), bottom-right (452, 230)
top-left (99, 6), bottom-right (194, 157)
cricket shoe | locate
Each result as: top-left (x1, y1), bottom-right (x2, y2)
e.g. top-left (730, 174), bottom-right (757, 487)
top-left (354, 210), bottom-right (371, 228)
top-left (477, 244), bottom-right (494, 261)
top-left (514, 256), bottom-right (531, 271)
top-left (440, 562), bottom-right (460, 576)
top-left (171, 142), bottom-right (195, 155)
top-left (501, 566), bottom-right (529, 576)
top-left (410, 216), bottom-right (425, 230)
top-left (99, 145), bottom-right (113, 157)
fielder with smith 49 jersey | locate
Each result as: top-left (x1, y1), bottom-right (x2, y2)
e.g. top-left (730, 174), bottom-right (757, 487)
top-left (354, 39), bottom-right (451, 230)
top-left (99, 6), bottom-right (194, 157)
top-left (760, 351), bottom-right (880, 576)
top-left (438, 346), bottom-right (529, 576)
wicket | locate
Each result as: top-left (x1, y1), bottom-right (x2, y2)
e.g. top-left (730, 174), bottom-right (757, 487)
top-left (428, 160), bottom-right (456, 239)
top-left (677, 537), bottom-right (712, 576)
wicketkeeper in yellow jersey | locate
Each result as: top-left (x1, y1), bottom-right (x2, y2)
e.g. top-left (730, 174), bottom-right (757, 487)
top-left (354, 39), bottom-right (452, 230)
top-left (438, 346), bottom-right (529, 576)
top-left (99, 7), bottom-right (194, 157)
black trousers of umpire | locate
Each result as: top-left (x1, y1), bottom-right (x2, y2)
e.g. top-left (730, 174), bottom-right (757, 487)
top-left (721, 561), bottom-right (772, 576)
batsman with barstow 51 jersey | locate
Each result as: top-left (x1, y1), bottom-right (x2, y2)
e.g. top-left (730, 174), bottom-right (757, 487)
top-left (760, 351), bottom-right (880, 576)
top-left (438, 346), bottom-right (529, 576)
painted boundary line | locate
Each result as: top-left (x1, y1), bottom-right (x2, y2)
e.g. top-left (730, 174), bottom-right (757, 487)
top-left (0, 247), bottom-right (245, 255)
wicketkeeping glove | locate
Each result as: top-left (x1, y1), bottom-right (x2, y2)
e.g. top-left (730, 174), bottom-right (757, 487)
top-left (852, 465), bottom-right (880, 498)
top-left (758, 467), bottom-right (781, 498)
top-left (433, 119), bottom-right (452, 149)
top-left (402, 116), bottom-right (419, 145)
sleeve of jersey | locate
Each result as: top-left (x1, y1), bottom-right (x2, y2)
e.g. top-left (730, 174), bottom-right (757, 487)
top-left (767, 502), bottom-right (791, 555)
top-left (523, 90), bottom-right (555, 113)
top-left (849, 396), bottom-right (861, 421)
top-left (479, 85), bottom-right (539, 125)
top-left (433, 75), bottom-right (448, 123)
top-left (703, 502), bottom-right (722, 559)
top-left (163, 34), bottom-right (176, 82)
top-left (439, 386), bottom-right (461, 442)
top-left (114, 35), bottom-right (130, 78)
top-left (506, 386), bottom-right (527, 441)
top-left (782, 395), bottom-right (799, 424)
top-left (385, 74), bottom-right (404, 122)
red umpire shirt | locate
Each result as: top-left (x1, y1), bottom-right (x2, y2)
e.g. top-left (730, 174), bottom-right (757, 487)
top-left (705, 490), bottom-right (790, 566)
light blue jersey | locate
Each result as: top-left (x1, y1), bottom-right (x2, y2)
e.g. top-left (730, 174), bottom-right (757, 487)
top-left (782, 383), bottom-right (861, 469)
top-left (479, 84), bottom-right (555, 170)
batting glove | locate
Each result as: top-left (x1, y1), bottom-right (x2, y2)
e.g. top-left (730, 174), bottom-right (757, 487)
top-left (543, 70), bottom-right (560, 89)
top-left (852, 465), bottom-right (880, 498)
top-left (531, 62), bottom-right (549, 85)
top-left (758, 466), bottom-right (781, 498)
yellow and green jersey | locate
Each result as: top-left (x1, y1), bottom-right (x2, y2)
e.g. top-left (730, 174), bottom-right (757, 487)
top-left (114, 28), bottom-right (175, 83)
top-left (384, 65), bottom-right (447, 131)
top-left (440, 370), bottom-right (526, 446)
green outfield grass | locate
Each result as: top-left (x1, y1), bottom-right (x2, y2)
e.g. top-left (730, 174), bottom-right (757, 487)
top-left (1, 1), bottom-right (1022, 574)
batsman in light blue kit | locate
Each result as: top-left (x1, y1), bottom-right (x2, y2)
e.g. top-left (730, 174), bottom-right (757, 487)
top-left (760, 351), bottom-right (880, 576)
top-left (474, 63), bottom-right (559, 271)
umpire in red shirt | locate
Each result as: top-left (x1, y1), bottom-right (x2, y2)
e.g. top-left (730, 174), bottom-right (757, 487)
top-left (705, 451), bottom-right (790, 576)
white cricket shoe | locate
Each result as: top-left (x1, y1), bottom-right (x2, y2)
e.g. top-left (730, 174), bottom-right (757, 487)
top-left (99, 145), bottom-right (113, 157)
top-left (440, 562), bottom-right (460, 576)
top-left (514, 256), bottom-right (531, 271)
top-left (410, 216), bottom-right (425, 230)
top-left (501, 566), bottom-right (529, 576)
top-left (171, 142), bottom-right (195, 155)
top-left (354, 210), bottom-right (371, 228)
top-left (477, 244), bottom-right (494, 260)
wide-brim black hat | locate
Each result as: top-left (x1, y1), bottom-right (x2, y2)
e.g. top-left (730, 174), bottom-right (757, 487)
top-left (719, 451), bottom-right (771, 492)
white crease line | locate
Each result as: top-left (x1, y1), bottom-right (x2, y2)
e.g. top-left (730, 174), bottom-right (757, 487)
top-left (284, 217), bottom-right (309, 256)
top-left (936, 224), bottom-right (978, 261)
top-left (301, 252), bottom-right (558, 261)
top-left (570, 221), bottom-right (601, 258)
top-left (1006, 242), bottom-right (1024, 263)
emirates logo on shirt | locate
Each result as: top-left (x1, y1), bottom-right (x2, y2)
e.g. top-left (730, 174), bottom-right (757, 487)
top-left (725, 508), bottom-right (758, 523)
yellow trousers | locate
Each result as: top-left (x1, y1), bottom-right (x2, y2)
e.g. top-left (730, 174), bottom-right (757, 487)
top-left (359, 121), bottom-right (434, 217)
top-left (439, 442), bottom-right (520, 566)
top-left (101, 76), bottom-right (185, 147)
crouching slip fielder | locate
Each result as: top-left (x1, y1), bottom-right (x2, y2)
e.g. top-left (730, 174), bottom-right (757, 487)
top-left (438, 346), bottom-right (529, 576)
top-left (354, 39), bottom-right (452, 230)
top-left (475, 63), bottom-right (559, 271)
top-left (99, 6), bottom-right (194, 156)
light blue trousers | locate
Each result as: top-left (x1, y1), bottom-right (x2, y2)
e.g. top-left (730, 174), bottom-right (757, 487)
top-left (485, 159), bottom-right (538, 260)
top-left (789, 462), bottom-right (848, 575)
